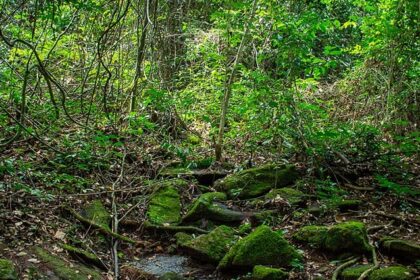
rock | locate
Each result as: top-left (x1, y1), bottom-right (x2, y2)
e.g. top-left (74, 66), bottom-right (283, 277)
top-left (159, 167), bottom-right (227, 185)
top-left (159, 272), bottom-right (185, 280)
top-left (340, 265), bottom-right (373, 280)
top-left (293, 221), bottom-right (371, 255)
top-left (293, 225), bottom-right (328, 249)
top-left (147, 179), bottom-right (186, 225)
top-left (330, 199), bottom-right (362, 212)
top-left (264, 187), bottom-right (306, 205)
top-left (0, 259), bottom-right (18, 280)
top-left (379, 237), bottom-right (420, 263)
top-left (80, 200), bottom-right (110, 229)
top-left (218, 225), bottom-right (300, 270)
top-left (369, 266), bottom-right (414, 280)
top-left (249, 210), bottom-right (279, 226)
top-left (252, 265), bottom-right (288, 280)
top-left (174, 232), bottom-right (193, 246)
top-left (61, 244), bottom-right (105, 269)
top-left (177, 225), bottom-right (236, 263)
top-left (214, 164), bottom-right (298, 199)
top-left (182, 192), bottom-right (245, 223)
top-left (33, 247), bottom-right (102, 280)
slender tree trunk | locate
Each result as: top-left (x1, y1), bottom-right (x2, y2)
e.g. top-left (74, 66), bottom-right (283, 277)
top-left (215, 0), bottom-right (258, 162)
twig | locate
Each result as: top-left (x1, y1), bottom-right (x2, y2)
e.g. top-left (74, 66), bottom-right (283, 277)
top-left (332, 257), bottom-right (360, 280)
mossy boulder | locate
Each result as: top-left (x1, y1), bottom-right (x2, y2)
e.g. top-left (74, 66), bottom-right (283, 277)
top-left (340, 265), bottom-right (373, 280)
top-left (33, 247), bottom-right (102, 280)
top-left (379, 237), bottom-right (420, 263)
top-left (218, 225), bottom-right (301, 270)
top-left (174, 232), bottom-right (193, 246)
top-left (147, 179), bottom-right (186, 225)
top-left (214, 164), bottom-right (298, 199)
top-left (0, 259), bottom-right (18, 280)
top-left (252, 265), bottom-right (288, 280)
top-left (265, 187), bottom-right (306, 205)
top-left (369, 266), bottom-right (414, 280)
top-left (293, 225), bottom-right (328, 249)
top-left (178, 225), bottom-right (236, 263)
top-left (159, 272), bottom-right (185, 280)
top-left (80, 200), bottom-right (110, 229)
top-left (182, 192), bottom-right (244, 223)
top-left (330, 199), bottom-right (362, 212)
top-left (294, 221), bottom-right (371, 255)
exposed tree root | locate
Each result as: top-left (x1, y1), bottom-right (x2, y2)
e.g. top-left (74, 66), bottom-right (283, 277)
top-left (358, 247), bottom-right (379, 280)
top-left (331, 257), bottom-right (359, 280)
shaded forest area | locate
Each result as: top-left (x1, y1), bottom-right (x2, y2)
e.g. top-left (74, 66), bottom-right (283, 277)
top-left (0, 0), bottom-right (419, 279)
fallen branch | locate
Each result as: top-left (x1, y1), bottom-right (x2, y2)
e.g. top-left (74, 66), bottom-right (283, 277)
top-left (66, 207), bottom-right (136, 244)
top-left (332, 257), bottom-right (359, 280)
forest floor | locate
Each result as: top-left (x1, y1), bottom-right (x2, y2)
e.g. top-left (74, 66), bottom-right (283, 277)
top-left (0, 139), bottom-right (419, 280)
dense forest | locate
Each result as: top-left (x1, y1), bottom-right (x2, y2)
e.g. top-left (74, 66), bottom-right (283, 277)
top-left (0, 0), bottom-right (418, 279)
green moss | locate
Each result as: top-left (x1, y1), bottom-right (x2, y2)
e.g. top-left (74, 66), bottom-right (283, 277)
top-left (180, 225), bottom-right (236, 263)
top-left (174, 232), bottom-right (193, 246)
top-left (214, 164), bottom-right (298, 199)
top-left (369, 266), bottom-right (414, 280)
top-left (380, 237), bottom-right (420, 262)
top-left (329, 199), bottom-right (362, 212)
top-left (147, 180), bottom-right (184, 225)
top-left (294, 222), bottom-right (371, 255)
top-left (252, 265), bottom-right (288, 280)
top-left (265, 187), bottom-right (306, 205)
top-left (324, 221), bottom-right (371, 254)
top-left (183, 192), bottom-right (243, 223)
top-left (81, 200), bottom-right (110, 229)
top-left (340, 265), bottom-right (373, 280)
top-left (218, 225), bottom-right (301, 270)
top-left (34, 247), bottom-right (102, 280)
top-left (293, 225), bottom-right (328, 249)
top-left (159, 272), bottom-right (185, 280)
top-left (0, 259), bottom-right (18, 280)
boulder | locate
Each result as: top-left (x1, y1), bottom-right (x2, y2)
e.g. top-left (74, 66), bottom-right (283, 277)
top-left (293, 221), bottom-right (371, 255)
top-left (330, 199), bottom-right (362, 212)
top-left (176, 225), bottom-right (236, 263)
top-left (369, 266), bottom-right (414, 280)
top-left (182, 192), bottom-right (244, 223)
top-left (0, 259), bottom-right (18, 280)
top-left (264, 187), bottom-right (306, 206)
top-left (159, 167), bottom-right (227, 185)
top-left (340, 265), bottom-right (373, 280)
top-left (33, 247), bottom-right (102, 280)
top-left (218, 225), bottom-right (300, 270)
top-left (214, 164), bottom-right (298, 199)
top-left (80, 200), bottom-right (110, 229)
top-left (252, 265), bottom-right (288, 280)
top-left (147, 179), bottom-right (187, 225)
top-left (379, 237), bottom-right (420, 263)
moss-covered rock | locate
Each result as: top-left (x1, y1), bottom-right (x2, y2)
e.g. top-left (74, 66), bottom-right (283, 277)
top-left (0, 259), bottom-right (18, 280)
top-left (329, 199), bottom-right (362, 212)
top-left (182, 192), bottom-right (244, 223)
top-left (293, 225), bottom-right (328, 249)
top-left (293, 221), bottom-right (371, 255)
top-left (218, 225), bottom-right (300, 270)
top-left (379, 237), bottom-right (420, 263)
top-left (214, 164), bottom-right (298, 199)
top-left (159, 272), bottom-right (185, 280)
top-left (250, 210), bottom-right (281, 226)
top-left (252, 265), bottom-right (288, 280)
top-left (265, 187), bottom-right (306, 205)
top-left (147, 180), bottom-right (186, 225)
top-left (340, 265), bottom-right (373, 280)
top-left (174, 232), bottom-right (193, 246)
top-left (80, 200), bottom-right (110, 229)
top-left (179, 225), bottom-right (236, 263)
top-left (369, 266), bottom-right (414, 280)
top-left (61, 244), bottom-right (105, 269)
top-left (33, 247), bottom-right (102, 280)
